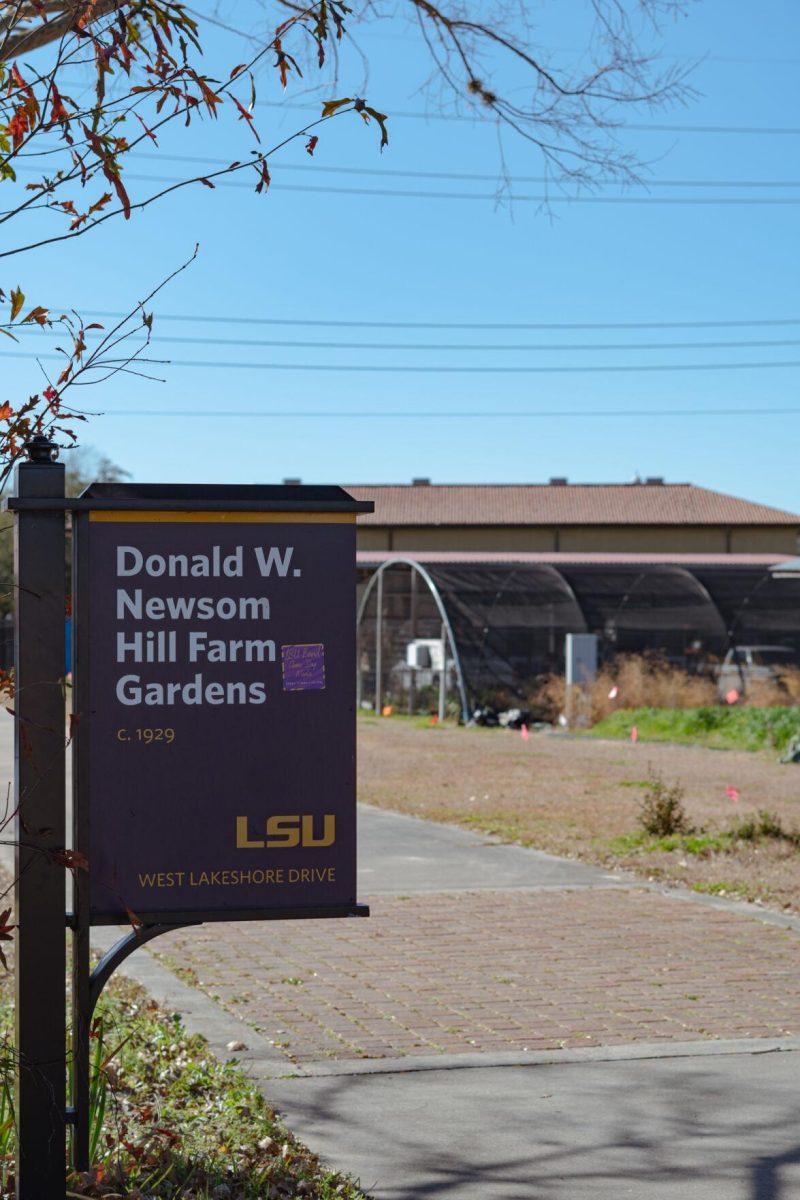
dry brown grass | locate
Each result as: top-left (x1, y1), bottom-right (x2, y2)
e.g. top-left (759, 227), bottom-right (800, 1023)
top-left (527, 655), bottom-right (800, 724)
top-left (748, 667), bottom-right (800, 706)
top-left (357, 716), bottom-right (800, 912)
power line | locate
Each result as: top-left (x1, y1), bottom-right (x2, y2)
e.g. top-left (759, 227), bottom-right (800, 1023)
top-left (123, 152), bottom-right (800, 190)
top-left (251, 99), bottom-right (800, 136)
top-left (20, 152), bottom-right (800, 192)
top-left (44, 312), bottom-right (800, 332)
top-left (95, 406), bottom-right (800, 419)
top-left (15, 164), bottom-right (800, 204)
top-left (4, 350), bottom-right (800, 374)
top-left (102, 170), bottom-right (800, 204)
top-left (15, 332), bottom-right (800, 353)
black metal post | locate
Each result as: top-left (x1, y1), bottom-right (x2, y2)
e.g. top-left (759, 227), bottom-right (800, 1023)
top-left (70, 513), bottom-right (90, 1173)
top-left (13, 436), bottom-right (66, 1200)
top-left (408, 568), bottom-right (417, 716)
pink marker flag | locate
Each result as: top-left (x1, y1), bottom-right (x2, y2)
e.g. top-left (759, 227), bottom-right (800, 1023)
top-left (630, 725), bottom-right (638, 743)
top-left (725, 786), bottom-right (740, 803)
top-left (520, 723), bottom-right (530, 741)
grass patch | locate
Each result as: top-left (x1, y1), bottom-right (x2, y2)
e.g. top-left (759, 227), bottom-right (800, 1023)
top-left (589, 706), bottom-right (800, 753)
top-left (609, 809), bottom-right (800, 860)
top-left (609, 830), bottom-right (735, 857)
top-left (0, 975), bottom-right (368, 1199)
top-left (460, 813), bottom-right (537, 844)
top-left (691, 880), bottom-right (769, 902)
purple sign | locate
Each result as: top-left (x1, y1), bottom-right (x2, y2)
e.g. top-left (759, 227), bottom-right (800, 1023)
top-left (282, 643), bottom-right (326, 691)
top-left (79, 512), bottom-right (357, 922)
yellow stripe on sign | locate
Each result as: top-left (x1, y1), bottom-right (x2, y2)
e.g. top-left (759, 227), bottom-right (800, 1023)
top-left (89, 510), bottom-right (357, 524)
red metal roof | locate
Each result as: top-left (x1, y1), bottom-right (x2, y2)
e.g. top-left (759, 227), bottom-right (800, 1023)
top-left (347, 483), bottom-right (800, 527)
top-left (357, 550), bottom-right (793, 567)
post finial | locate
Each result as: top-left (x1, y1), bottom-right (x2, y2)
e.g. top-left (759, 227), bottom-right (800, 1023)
top-left (24, 434), bottom-right (59, 464)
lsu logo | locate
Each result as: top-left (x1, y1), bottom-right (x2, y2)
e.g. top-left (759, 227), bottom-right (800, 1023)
top-left (236, 814), bottom-right (335, 849)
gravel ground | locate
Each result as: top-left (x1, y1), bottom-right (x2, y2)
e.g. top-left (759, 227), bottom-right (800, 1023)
top-left (356, 717), bottom-right (800, 912)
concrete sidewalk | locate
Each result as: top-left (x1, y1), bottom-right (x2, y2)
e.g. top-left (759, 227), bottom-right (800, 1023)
top-left (264, 1050), bottom-right (800, 1199)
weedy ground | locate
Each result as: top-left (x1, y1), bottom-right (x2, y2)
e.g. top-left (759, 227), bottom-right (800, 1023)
top-left (357, 715), bottom-right (800, 912)
top-left (0, 971), bottom-right (369, 1199)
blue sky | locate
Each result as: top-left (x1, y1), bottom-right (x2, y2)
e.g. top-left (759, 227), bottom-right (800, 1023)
top-left (5, 0), bottom-right (800, 510)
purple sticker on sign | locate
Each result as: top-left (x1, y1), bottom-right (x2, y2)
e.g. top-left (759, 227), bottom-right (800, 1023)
top-left (282, 642), bottom-right (326, 691)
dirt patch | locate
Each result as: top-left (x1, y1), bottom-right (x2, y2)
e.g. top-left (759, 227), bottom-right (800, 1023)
top-left (357, 717), bottom-right (800, 912)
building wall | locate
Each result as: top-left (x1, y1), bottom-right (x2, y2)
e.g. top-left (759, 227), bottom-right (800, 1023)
top-left (729, 527), bottom-right (800, 553)
top-left (558, 526), bottom-right (728, 552)
top-left (356, 523), bottom-right (800, 554)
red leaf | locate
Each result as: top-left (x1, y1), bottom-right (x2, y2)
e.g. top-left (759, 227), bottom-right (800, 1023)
top-left (22, 305), bottom-right (49, 326)
top-left (305, 135), bottom-right (318, 156)
top-left (49, 82), bottom-right (69, 125)
top-left (134, 113), bottom-right (158, 145)
top-left (255, 161), bottom-right (271, 194)
top-left (87, 192), bottom-right (112, 217)
top-left (7, 109), bottom-right (31, 150)
top-left (109, 170), bottom-right (131, 220)
top-left (0, 907), bottom-right (14, 968)
top-left (231, 95), bottom-right (259, 142)
top-left (51, 848), bottom-right (89, 871)
top-left (125, 906), bottom-right (143, 932)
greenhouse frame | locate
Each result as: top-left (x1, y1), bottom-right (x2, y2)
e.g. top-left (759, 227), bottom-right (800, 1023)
top-left (356, 551), bottom-right (800, 721)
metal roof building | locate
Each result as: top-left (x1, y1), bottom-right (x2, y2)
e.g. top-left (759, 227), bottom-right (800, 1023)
top-left (349, 480), bottom-right (800, 555)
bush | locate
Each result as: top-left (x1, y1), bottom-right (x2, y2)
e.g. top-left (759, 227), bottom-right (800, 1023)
top-left (638, 771), bottom-right (691, 837)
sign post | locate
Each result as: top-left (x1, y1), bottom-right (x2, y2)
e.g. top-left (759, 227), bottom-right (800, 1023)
top-left (13, 438), bottom-right (66, 1200)
top-left (564, 632), bottom-right (598, 728)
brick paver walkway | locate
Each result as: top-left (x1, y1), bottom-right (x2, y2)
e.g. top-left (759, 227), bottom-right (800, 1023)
top-left (155, 888), bottom-right (800, 1065)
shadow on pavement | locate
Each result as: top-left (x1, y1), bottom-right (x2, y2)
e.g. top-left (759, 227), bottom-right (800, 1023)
top-left (267, 1055), bottom-right (800, 1199)
top-left (752, 1145), bottom-right (800, 1200)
